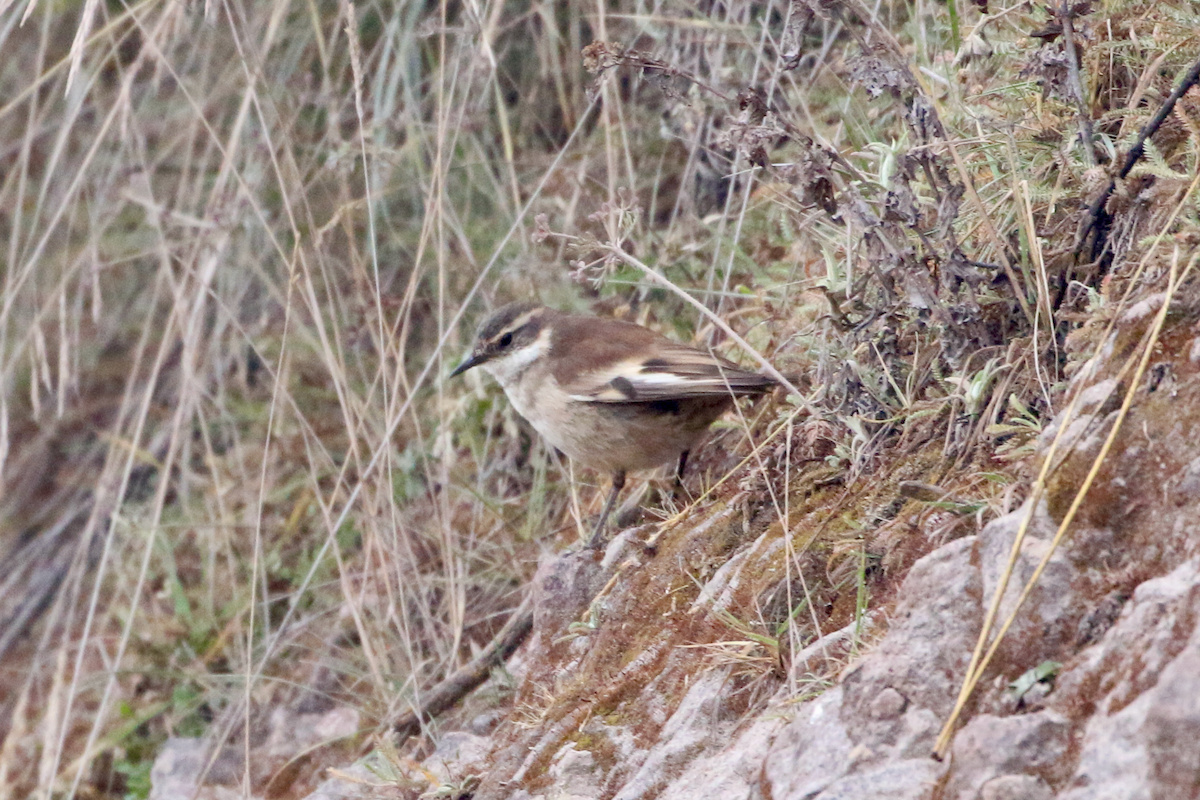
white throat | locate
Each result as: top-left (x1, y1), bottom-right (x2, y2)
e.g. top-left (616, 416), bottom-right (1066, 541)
top-left (481, 327), bottom-right (552, 388)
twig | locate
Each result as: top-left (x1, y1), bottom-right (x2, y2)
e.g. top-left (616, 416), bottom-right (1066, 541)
top-left (393, 596), bottom-right (534, 739)
top-left (581, 41), bottom-right (731, 103)
top-left (1059, 1), bottom-right (1096, 167)
top-left (595, 243), bottom-right (808, 403)
top-left (1075, 53), bottom-right (1200, 258)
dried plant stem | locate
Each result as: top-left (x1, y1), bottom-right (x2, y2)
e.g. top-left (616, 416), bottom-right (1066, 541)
top-left (1060, 2), bottom-right (1096, 167)
top-left (393, 595), bottom-right (534, 739)
top-left (1076, 52), bottom-right (1200, 256)
top-left (936, 248), bottom-right (1195, 759)
top-left (935, 169), bottom-right (1200, 758)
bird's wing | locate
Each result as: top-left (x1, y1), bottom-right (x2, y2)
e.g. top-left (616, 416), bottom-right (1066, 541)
top-left (550, 316), bottom-right (775, 403)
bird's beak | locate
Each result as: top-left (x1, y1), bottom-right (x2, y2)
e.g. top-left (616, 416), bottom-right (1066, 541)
top-left (450, 352), bottom-right (482, 378)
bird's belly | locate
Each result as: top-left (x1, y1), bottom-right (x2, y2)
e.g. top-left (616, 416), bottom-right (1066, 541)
top-left (525, 394), bottom-right (731, 474)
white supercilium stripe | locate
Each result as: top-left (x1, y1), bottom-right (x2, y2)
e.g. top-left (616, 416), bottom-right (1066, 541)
top-left (481, 327), bottom-right (552, 387)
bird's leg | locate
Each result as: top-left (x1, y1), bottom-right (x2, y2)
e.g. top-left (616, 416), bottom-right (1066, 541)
top-left (587, 470), bottom-right (626, 549)
top-left (672, 450), bottom-right (691, 494)
top-left (674, 450), bottom-right (690, 499)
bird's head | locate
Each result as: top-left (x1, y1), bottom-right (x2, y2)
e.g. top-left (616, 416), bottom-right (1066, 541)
top-left (451, 302), bottom-right (554, 383)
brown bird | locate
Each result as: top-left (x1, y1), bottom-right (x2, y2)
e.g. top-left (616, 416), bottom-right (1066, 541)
top-left (451, 302), bottom-right (777, 547)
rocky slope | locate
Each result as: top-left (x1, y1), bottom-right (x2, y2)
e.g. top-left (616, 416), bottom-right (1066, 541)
top-left (152, 268), bottom-right (1200, 798)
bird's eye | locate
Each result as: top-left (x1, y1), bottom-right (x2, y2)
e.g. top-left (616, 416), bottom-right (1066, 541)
top-left (499, 332), bottom-right (513, 348)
